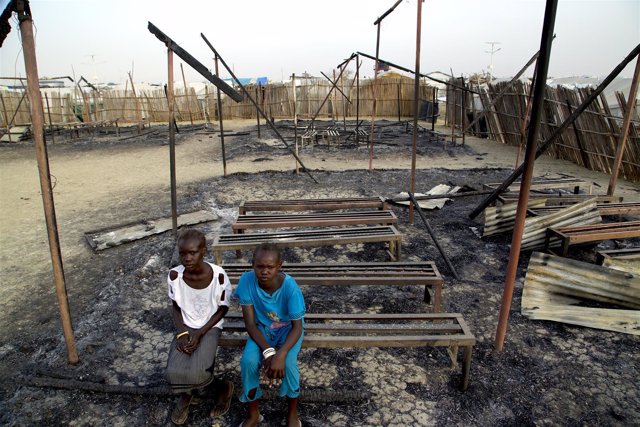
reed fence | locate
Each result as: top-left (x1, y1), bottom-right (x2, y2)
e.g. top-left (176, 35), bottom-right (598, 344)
top-left (448, 79), bottom-right (640, 182)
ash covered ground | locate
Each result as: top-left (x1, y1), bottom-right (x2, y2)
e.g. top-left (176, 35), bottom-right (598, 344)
top-left (0, 120), bottom-right (638, 426)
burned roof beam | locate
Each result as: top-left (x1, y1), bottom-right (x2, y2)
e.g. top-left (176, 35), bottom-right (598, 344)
top-left (147, 22), bottom-right (242, 103)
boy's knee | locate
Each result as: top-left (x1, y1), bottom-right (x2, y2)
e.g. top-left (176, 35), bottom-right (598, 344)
top-left (240, 352), bottom-right (260, 370)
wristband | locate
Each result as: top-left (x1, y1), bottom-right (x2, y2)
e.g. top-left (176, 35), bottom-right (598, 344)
top-left (262, 347), bottom-right (276, 359)
top-left (176, 331), bottom-right (189, 340)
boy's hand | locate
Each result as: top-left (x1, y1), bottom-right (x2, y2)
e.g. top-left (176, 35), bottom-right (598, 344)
top-left (266, 352), bottom-right (286, 379)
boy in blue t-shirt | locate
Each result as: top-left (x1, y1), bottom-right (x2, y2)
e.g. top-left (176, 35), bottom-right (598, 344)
top-left (234, 243), bottom-right (305, 427)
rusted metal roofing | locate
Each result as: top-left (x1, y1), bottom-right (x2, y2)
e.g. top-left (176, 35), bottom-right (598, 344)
top-left (522, 252), bottom-right (640, 335)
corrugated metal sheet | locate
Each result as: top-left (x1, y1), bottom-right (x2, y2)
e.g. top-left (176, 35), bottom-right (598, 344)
top-left (521, 252), bottom-right (640, 335)
top-left (520, 198), bottom-right (601, 251)
top-left (482, 199), bottom-right (547, 237)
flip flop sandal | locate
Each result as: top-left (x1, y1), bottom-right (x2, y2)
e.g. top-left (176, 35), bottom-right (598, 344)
top-left (210, 380), bottom-right (234, 417)
top-left (237, 414), bottom-right (264, 427)
top-left (170, 395), bottom-right (193, 425)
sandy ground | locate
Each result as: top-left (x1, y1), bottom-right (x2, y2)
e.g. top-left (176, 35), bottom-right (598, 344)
top-left (0, 118), bottom-right (638, 426)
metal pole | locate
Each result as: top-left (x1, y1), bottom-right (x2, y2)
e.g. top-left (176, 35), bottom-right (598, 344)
top-left (167, 49), bottom-right (178, 235)
top-left (214, 55), bottom-right (227, 177)
top-left (409, 0), bottom-right (423, 224)
top-left (369, 22), bottom-right (381, 171)
top-left (292, 73), bottom-right (299, 174)
top-left (356, 54), bottom-right (360, 140)
top-left (495, 0), bottom-right (558, 352)
top-left (469, 42), bottom-right (640, 220)
top-left (408, 192), bottom-right (460, 280)
top-left (18, 2), bottom-right (79, 364)
top-left (607, 55), bottom-right (640, 195)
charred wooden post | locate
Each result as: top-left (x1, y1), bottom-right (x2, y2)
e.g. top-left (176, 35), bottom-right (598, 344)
top-left (408, 192), bottom-right (460, 280)
top-left (310, 57), bottom-right (353, 127)
top-left (495, 0), bottom-right (558, 352)
top-left (607, 54), bottom-right (640, 195)
top-left (180, 63), bottom-right (194, 126)
top-left (214, 55), bottom-right (227, 177)
top-left (44, 92), bottom-right (54, 143)
top-left (16, 0), bottom-right (79, 364)
top-left (469, 42), bottom-right (640, 220)
top-left (292, 73), bottom-right (299, 174)
top-left (255, 85), bottom-right (261, 139)
top-left (565, 98), bottom-right (591, 169)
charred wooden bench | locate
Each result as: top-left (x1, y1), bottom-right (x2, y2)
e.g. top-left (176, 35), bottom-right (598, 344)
top-left (212, 225), bottom-right (402, 264)
top-left (322, 126), bottom-right (340, 145)
top-left (485, 177), bottom-right (592, 195)
top-left (545, 221), bottom-right (640, 256)
top-left (529, 202), bottom-right (640, 218)
top-left (238, 196), bottom-right (388, 215)
top-left (222, 261), bottom-right (444, 312)
top-left (596, 247), bottom-right (640, 265)
top-left (232, 210), bottom-right (397, 233)
top-left (220, 312), bottom-right (476, 391)
top-left (499, 194), bottom-right (623, 206)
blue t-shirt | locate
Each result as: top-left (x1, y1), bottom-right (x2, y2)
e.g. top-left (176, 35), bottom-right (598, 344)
top-left (234, 271), bottom-right (305, 339)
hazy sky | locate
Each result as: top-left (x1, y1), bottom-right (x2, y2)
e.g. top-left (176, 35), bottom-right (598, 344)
top-left (1, 0), bottom-right (638, 84)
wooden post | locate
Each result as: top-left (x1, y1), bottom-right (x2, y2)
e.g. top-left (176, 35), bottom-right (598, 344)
top-left (0, 94), bottom-right (11, 141)
top-left (44, 92), bottom-right (54, 143)
top-left (167, 49), bottom-right (178, 235)
top-left (369, 22), bottom-right (382, 171)
top-left (214, 55), bottom-right (227, 177)
top-left (332, 69), bottom-right (338, 122)
top-left (607, 54), bottom-right (640, 195)
top-left (432, 87), bottom-right (437, 131)
top-left (128, 72), bottom-right (143, 132)
top-left (397, 82), bottom-right (401, 122)
top-left (340, 64), bottom-right (347, 131)
top-left (180, 63), bottom-right (194, 126)
top-left (292, 73), bottom-right (299, 174)
top-left (255, 85), bottom-right (261, 138)
top-left (565, 98), bottom-right (591, 169)
top-left (18, 5), bottom-right (79, 364)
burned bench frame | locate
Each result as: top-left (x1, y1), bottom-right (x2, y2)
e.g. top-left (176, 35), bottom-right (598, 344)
top-left (545, 221), bottom-right (640, 256)
top-left (212, 225), bottom-right (402, 264)
top-left (220, 312), bottom-right (476, 391)
top-left (232, 210), bottom-right (397, 233)
top-left (222, 261), bottom-right (444, 312)
top-left (238, 196), bottom-right (388, 215)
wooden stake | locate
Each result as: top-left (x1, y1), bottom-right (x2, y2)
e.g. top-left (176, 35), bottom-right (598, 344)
top-left (214, 56), bottom-right (227, 176)
top-left (179, 62), bottom-right (193, 126)
top-left (44, 92), bottom-right (54, 143)
top-left (293, 73), bottom-right (299, 174)
top-left (607, 54), bottom-right (640, 195)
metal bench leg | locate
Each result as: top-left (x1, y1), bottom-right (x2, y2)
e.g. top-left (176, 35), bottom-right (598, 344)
top-left (461, 345), bottom-right (473, 391)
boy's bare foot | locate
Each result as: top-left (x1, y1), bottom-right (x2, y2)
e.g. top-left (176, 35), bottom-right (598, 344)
top-left (210, 380), bottom-right (234, 417)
